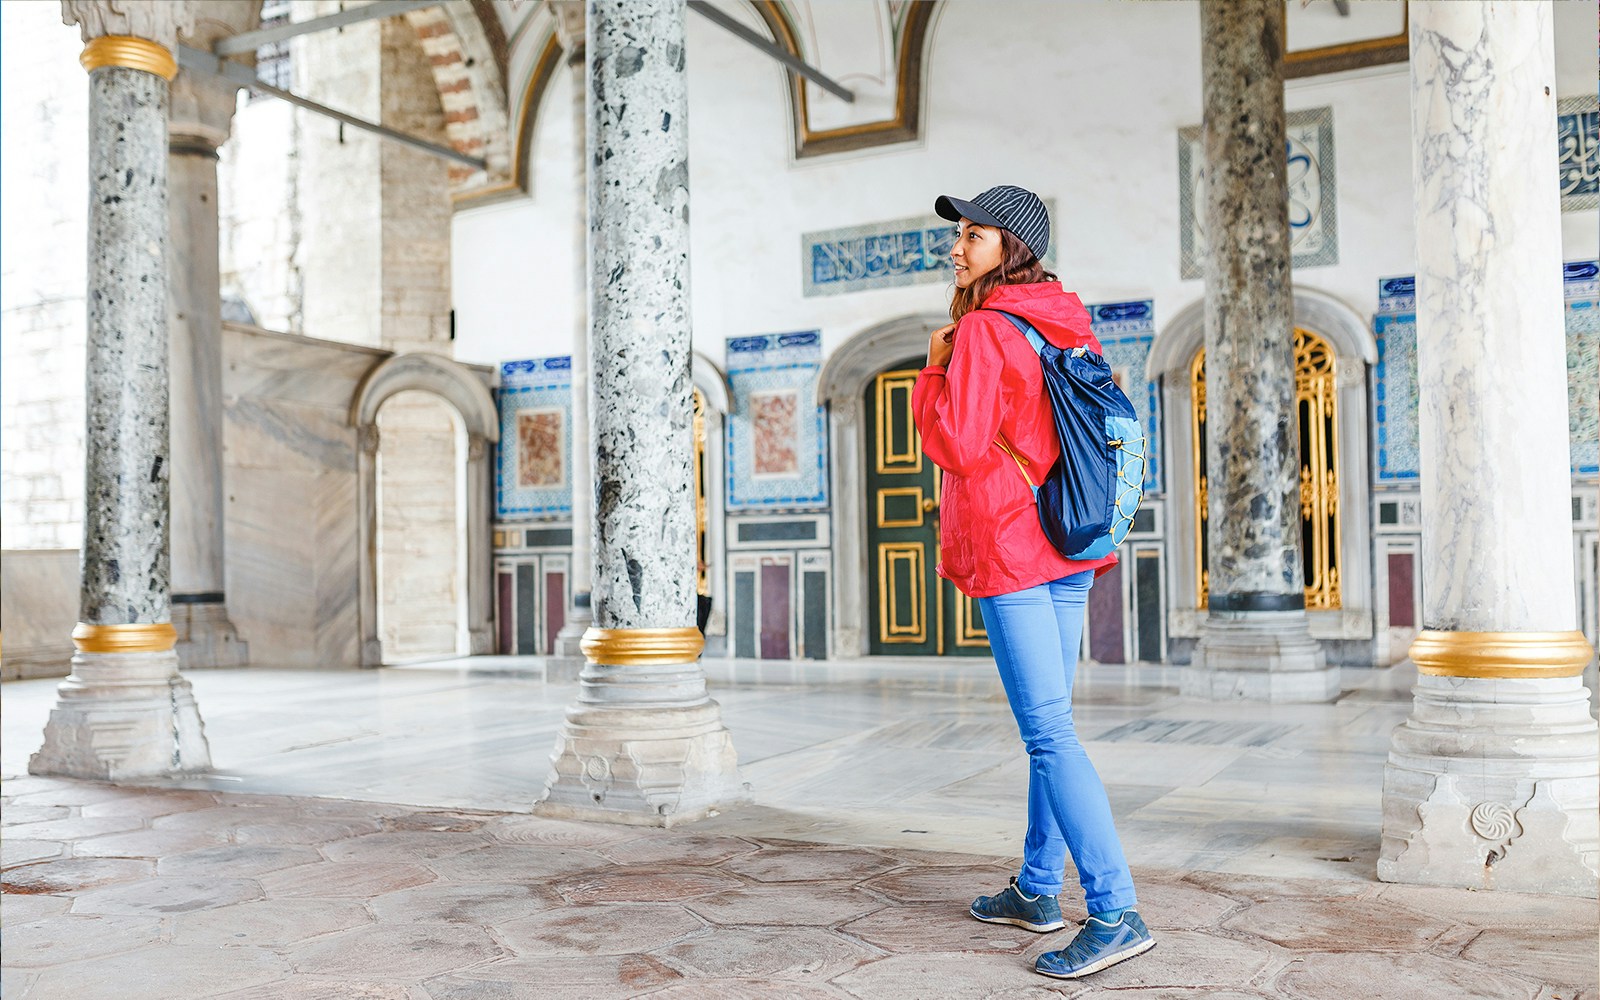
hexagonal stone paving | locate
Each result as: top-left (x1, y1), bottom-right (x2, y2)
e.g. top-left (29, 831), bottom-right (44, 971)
top-left (1050, 928), bottom-right (1280, 991)
top-left (72, 826), bottom-right (233, 858)
top-left (211, 978), bottom-right (416, 1000)
top-left (171, 899), bottom-right (371, 949)
top-left (1274, 951), bottom-right (1546, 1000)
top-left (1, 857), bottom-right (154, 894)
top-left (1222, 897), bottom-right (1448, 952)
top-left (497, 902), bottom-right (706, 956)
top-left (830, 952), bottom-right (1077, 1000)
top-left (840, 902), bottom-right (1033, 954)
top-left (258, 861), bottom-right (435, 899)
top-left (1459, 927), bottom-right (1599, 990)
top-left (860, 865), bottom-right (1013, 904)
top-left (2, 838), bottom-right (67, 867)
top-left (424, 955), bottom-right (682, 1000)
top-left (601, 834), bottom-right (758, 867)
top-left (71, 875), bottom-right (261, 915)
top-left (427, 844), bottom-right (611, 882)
top-left (2, 913), bottom-right (164, 967)
top-left (368, 881), bottom-right (560, 925)
top-left (27, 943), bottom-right (290, 1000)
top-left (555, 869), bottom-right (743, 904)
top-left (157, 844), bottom-right (323, 878)
top-left (480, 814), bottom-right (639, 848)
top-left (323, 830), bottom-right (491, 864)
top-left (657, 926), bottom-right (875, 982)
top-left (724, 846), bottom-right (900, 884)
top-left (288, 923), bottom-right (504, 981)
top-left (685, 881), bottom-right (885, 927)
top-left (78, 790), bottom-right (218, 819)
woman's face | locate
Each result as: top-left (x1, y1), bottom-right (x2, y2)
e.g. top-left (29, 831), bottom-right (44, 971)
top-left (951, 218), bottom-right (1004, 289)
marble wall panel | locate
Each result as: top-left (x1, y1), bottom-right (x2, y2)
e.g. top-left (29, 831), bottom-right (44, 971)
top-left (1180, 106), bottom-right (1338, 279)
top-left (1566, 262), bottom-right (1598, 476)
top-left (1087, 300), bottom-right (1161, 492)
top-left (223, 326), bottom-right (378, 669)
top-left (0, 549), bottom-right (78, 679)
top-left (496, 357), bottom-right (572, 519)
top-left (726, 333), bottom-right (827, 509)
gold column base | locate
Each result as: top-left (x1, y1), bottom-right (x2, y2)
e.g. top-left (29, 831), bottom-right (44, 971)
top-left (80, 36), bottom-right (177, 81)
top-left (1409, 629), bottom-right (1595, 679)
top-left (580, 627), bottom-right (704, 665)
top-left (72, 622), bottom-right (178, 655)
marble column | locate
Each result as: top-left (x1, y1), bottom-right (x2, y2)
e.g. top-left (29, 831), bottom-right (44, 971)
top-left (550, 0), bottom-right (595, 664)
top-left (168, 7), bottom-right (254, 670)
top-left (537, 0), bottom-right (745, 826)
top-left (1182, 0), bottom-right (1335, 703)
top-left (1379, 0), bottom-right (1598, 895)
top-left (32, 1), bottom-right (211, 780)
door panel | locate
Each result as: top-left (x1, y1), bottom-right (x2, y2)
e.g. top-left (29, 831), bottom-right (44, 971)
top-left (865, 362), bottom-right (989, 656)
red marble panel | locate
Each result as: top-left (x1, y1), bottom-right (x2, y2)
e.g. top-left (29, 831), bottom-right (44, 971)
top-left (1387, 552), bottom-right (1415, 628)
top-left (760, 562), bottom-right (791, 660)
top-left (516, 409), bottom-right (564, 487)
top-left (545, 571), bottom-right (565, 655)
top-left (497, 571), bottom-right (514, 654)
top-left (750, 390), bottom-right (799, 477)
top-left (1088, 558), bottom-right (1126, 663)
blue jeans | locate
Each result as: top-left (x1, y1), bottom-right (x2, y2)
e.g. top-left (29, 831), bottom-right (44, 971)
top-left (978, 571), bottom-right (1137, 913)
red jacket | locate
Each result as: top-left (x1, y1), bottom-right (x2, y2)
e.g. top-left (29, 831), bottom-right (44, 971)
top-left (912, 282), bottom-right (1117, 598)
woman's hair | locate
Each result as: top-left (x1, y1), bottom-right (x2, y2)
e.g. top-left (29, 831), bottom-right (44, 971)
top-left (950, 228), bottom-right (1057, 323)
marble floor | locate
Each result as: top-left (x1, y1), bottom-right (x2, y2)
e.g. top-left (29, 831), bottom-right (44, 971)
top-left (3, 658), bottom-right (1597, 998)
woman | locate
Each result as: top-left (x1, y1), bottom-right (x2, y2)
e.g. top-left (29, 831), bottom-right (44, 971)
top-left (911, 185), bottom-right (1154, 980)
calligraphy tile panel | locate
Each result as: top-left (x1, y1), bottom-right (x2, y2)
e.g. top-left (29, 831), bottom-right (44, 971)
top-left (1372, 261), bottom-right (1597, 481)
top-left (497, 356), bottom-right (574, 519)
top-left (1179, 106), bottom-right (1338, 279)
top-left (1559, 95), bottom-right (1598, 213)
top-left (1087, 300), bottom-right (1162, 492)
top-left (727, 332), bottom-right (828, 509)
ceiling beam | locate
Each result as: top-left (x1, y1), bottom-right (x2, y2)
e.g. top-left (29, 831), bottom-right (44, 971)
top-left (213, 0), bottom-right (442, 57)
top-left (687, 1), bottom-right (854, 104)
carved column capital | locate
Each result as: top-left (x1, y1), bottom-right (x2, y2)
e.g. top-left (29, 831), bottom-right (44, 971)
top-left (550, 1), bottom-right (585, 62)
top-left (169, 1), bottom-right (261, 150)
top-left (61, 0), bottom-right (197, 50)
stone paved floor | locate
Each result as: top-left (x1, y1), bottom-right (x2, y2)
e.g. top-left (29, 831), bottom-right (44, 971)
top-left (3, 776), bottom-right (1596, 999)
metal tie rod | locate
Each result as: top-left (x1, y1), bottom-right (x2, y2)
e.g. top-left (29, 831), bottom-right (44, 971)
top-left (687, 1), bottom-right (854, 104)
top-left (177, 45), bottom-right (488, 172)
top-left (214, 0), bottom-right (442, 57)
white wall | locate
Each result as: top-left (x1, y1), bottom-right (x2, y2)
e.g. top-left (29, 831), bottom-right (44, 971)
top-left (451, 0), bottom-right (1600, 372)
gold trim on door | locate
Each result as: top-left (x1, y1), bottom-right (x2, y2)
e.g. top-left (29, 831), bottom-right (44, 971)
top-left (878, 542), bottom-right (927, 643)
top-left (877, 486), bottom-right (926, 529)
top-left (875, 371), bottom-right (923, 474)
top-left (953, 591), bottom-right (988, 647)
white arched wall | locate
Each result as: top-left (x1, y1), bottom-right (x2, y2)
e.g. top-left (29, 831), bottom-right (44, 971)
top-left (818, 312), bottom-right (949, 656)
top-left (1148, 288), bottom-right (1377, 656)
top-left (693, 351), bottom-right (732, 640)
top-left (351, 353), bottom-right (499, 666)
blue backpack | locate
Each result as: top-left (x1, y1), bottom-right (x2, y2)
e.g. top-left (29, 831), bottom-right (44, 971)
top-left (988, 310), bottom-right (1145, 561)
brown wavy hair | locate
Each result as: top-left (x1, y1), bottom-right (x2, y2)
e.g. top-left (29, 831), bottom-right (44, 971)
top-left (950, 228), bottom-right (1057, 323)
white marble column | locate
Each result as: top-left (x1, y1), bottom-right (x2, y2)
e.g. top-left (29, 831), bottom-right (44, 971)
top-left (168, 6), bottom-right (255, 670)
top-left (1183, 0), bottom-right (1335, 703)
top-left (1379, 0), bottom-right (1598, 895)
top-left (32, 1), bottom-right (211, 780)
top-left (537, 0), bottom-right (745, 826)
top-left (550, 0), bottom-right (594, 663)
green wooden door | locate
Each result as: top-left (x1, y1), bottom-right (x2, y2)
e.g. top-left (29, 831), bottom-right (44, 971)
top-left (865, 363), bottom-right (989, 656)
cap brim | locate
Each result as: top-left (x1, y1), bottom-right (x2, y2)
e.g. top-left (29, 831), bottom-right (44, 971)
top-left (934, 194), bottom-right (1004, 229)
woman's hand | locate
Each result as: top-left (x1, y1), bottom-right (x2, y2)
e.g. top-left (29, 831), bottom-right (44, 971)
top-left (927, 323), bottom-right (956, 368)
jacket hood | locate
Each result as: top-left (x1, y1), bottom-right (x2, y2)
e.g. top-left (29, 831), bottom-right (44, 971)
top-left (980, 282), bottom-right (1094, 349)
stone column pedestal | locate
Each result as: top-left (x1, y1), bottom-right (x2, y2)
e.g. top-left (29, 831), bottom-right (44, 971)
top-left (537, 0), bottom-right (744, 826)
top-left (1184, 0), bottom-right (1334, 702)
top-left (32, 4), bottom-right (211, 781)
top-left (1379, 0), bottom-right (1598, 896)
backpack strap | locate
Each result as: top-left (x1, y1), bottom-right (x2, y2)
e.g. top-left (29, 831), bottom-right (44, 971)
top-left (984, 309), bottom-right (1049, 356)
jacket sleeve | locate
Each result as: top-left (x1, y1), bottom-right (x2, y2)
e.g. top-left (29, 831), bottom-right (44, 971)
top-left (911, 316), bottom-right (1005, 476)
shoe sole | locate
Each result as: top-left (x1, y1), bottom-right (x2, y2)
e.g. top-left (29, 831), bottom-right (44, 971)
top-left (968, 907), bottom-right (1065, 934)
top-left (1034, 937), bottom-right (1156, 979)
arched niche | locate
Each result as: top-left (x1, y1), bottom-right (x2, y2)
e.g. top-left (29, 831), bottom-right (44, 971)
top-left (692, 351), bottom-right (732, 637)
top-left (1148, 288), bottom-right (1376, 649)
top-left (817, 312), bottom-right (949, 656)
top-left (351, 353), bottom-right (500, 666)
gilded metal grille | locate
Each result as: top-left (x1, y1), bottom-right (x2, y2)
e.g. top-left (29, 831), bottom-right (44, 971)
top-left (1192, 328), bottom-right (1341, 609)
top-left (693, 388), bottom-right (709, 597)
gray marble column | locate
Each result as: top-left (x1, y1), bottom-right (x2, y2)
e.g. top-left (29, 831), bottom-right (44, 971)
top-left (168, 17), bottom-right (252, 670)
top-left (550, 1), bottom-right (594, 665)
top-left (537, 0), bottom-right (745, 826)
top-left (1379, 0), bottom-right (1598, 895)
top-left (1182, 0), bottom-right (1335, 703)
top-left (33, 1), bottom-right (211, 780)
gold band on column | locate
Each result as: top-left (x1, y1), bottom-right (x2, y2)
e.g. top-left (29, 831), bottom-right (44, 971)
top-left (580, 627), bottom-right (705, 665)
top-left (72, 622), bottom-right (179, 654)
top-left (80, 36), bottom-right (178, 81)
top-left (1410, 629), bottom-right (1596, 679)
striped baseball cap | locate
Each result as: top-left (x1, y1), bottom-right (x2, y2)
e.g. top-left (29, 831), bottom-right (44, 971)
top-left (934, 185), bottom-right (1050, 263)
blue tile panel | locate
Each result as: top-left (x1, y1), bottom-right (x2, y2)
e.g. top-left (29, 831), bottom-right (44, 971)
top-left (1372, 261), bottom-right (1598, 480)
top-left (726, 332), bottom-right (829, 509)
top-left (1179, 106), bottom-right (1338, 279)
top-left (1087, 300), bottom-right (1162, 493)
top-left (496, 356), bottom-right (574, 519)
top-left (1559, 96), bottom-right (1598, 213)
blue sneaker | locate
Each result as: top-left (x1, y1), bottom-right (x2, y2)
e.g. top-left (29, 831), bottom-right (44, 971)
top-left (969, 877), bottom-right (1065, 933)
top-left (1034, 909), bottom-right (1155, 978)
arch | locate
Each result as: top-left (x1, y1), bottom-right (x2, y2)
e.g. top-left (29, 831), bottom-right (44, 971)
top-left (1150, 289), bottom-right (1375, 649)
top-left (351, 353), bottom-right (499, 666)
top-left (691, 352), bottom-right (732, 637)
top-left (820, 312), bottom-right (949, 656)
top-left (403, 2), bottom-right (513, 196)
